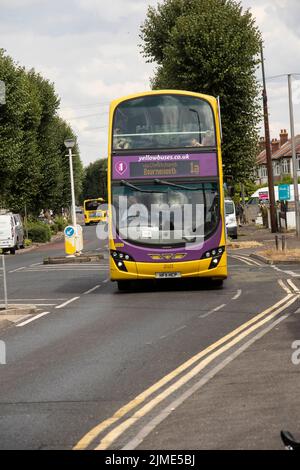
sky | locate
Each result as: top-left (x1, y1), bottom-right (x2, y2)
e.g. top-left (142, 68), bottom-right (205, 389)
top-left (0, 0), bottom-right (300, 166)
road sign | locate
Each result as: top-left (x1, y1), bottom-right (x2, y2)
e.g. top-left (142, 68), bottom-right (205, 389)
top-left (64, 225), bottom-right (75, 238)
top-left (278, 184), bottom-right (291, 201)
top-left (64, 225), bottom-right (76, 255)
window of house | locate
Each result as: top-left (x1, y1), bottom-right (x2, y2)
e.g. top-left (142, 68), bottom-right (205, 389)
top-left (282, 159), bottom-right (291, 174)
top-left (273, 162), bottom-right (280, 176)
top-left (297, 154), bottom-right (300, 171)
top-left (261, 166), bottom-right (268, 178)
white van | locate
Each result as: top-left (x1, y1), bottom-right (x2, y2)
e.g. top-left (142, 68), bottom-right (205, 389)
top-left (248, 184), bottom-right (300, 204)
top-left (225, 199), bottom-right (237, 239)
top-left (0, 213), bottom-right (24, 254)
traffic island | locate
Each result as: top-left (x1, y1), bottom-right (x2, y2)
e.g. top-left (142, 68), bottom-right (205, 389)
top-left (0, 305), bottom-right (40, 331)
top-left (251, 249), bottom-right (300, 265)
top-left (43, 251), bottom-right (104, 264)
top-left (0, 304), bottom-right (39, 315)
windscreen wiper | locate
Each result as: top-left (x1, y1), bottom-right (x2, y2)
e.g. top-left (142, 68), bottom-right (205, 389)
top-left (121, 180), bottom-right (164, 193)
top-left (154, 179), bottom-right (201, 191)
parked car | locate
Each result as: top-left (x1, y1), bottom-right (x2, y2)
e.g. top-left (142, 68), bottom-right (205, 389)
top-left (0, 213), bottom-right (24, 254)
top-left (225, 199), bottom-right (237, 239)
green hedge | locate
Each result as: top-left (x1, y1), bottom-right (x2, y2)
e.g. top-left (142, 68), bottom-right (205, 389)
top-left (50, 223), bottom-right (59, 234)
top-left (27, 222), bottom-right (51, 243)
top-left (54, 216), bottom-right (68, 232)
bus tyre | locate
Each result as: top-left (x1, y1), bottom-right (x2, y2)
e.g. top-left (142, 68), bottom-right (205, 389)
top-left (117, 281), bottom-right (131, 291)
top-left (10, 247), bottom-right (16, 255)
top-left (212, 279), bottom-right (223, 288)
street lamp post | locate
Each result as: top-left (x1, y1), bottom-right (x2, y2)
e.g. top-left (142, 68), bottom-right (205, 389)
top-left (288, 74), bottom-right (300, 238)
top-left (64, 138), bottom-right (77, 229)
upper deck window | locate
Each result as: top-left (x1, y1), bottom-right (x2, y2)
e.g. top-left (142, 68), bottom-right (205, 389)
top-left (113, 94), bottom-right (216, 151)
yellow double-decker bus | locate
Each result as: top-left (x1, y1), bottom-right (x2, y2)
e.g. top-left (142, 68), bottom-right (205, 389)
top-left (84, 198), bottom-right (106, 225)
top-left (107, 90), bottom-right (227, 290)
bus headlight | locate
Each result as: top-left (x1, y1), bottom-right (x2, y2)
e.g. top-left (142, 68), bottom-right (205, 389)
top-left (201, 246), bottom-right (225, 269)
top-left (202, 246), bottom-right (225, 260)
top-left (111, 250), bottom-right (134, 271)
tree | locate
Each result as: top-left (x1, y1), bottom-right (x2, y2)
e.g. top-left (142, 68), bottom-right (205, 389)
top-left (140, 0), bottom-right (262, 181)
top-left (81, 159), bottom-right (107, 202)
top-left (0, 49), bottom-right (83, 215)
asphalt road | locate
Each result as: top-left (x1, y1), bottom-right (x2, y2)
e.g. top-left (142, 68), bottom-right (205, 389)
top-left (0, 225), bottom-right (299, 450)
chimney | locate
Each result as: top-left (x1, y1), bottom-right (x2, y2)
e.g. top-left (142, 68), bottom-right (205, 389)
top-left (280, 129), bottom-right (288, 147)
top-left (259, 136), bottom-right (265, 152)
top-left (271, 138), bottom-right (280, 154)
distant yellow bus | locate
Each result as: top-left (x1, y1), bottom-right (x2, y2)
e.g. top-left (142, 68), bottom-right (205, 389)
top-left (84, 198), bottom-right (106, 225)
top-left (107, 90), bottom-right (227, 290)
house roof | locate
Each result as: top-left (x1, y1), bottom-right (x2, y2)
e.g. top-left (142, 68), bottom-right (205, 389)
top-left (257, 134), bottom-right (300, 165)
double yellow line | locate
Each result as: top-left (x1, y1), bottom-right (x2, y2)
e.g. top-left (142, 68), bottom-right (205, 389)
top-left (74, 289), bottom-right (298, 450)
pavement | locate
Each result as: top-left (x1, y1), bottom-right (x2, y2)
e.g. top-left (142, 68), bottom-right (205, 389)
top-left (0, 223), bottom-right (300, 449)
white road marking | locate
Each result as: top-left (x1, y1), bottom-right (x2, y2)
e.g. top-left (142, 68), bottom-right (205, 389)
top-left (199, 303), bottom-right (226, 319)
top-left (231, 254), bottom-right (261, 267)
top-left (159, 325), bottom-right (187, 340)
top-left (30, 262), bottom-right (42, 267)
top-left (23, 268), bottom-right (108, 272)
top-left (122, 309), bottom-right (294, 450)
top-left (9, 266), bottom-right (26, 273)
top-left (237, 255), bottom-right (262, 266)
top-left (55, 297), bottom-right (80, 309)
top-left (17, 312), bottom-right (50, 327)
top-left (0, 298), bottom-right (66, 301)
top-left (287, 278), bottom-right (300, 293)
top-left (278, 279), bottom-right (292, 294)
top-left (34, 304), bottom-right (57, 306)
top-left (230, 255), bottom-right (253, 266)
top-left (83, 285), bottom-right (101, 295)
top-left (271, 265), bottom-right (300, 277)
top-left (232, 289), bottom-right (242, 300)
top-left (102, 279), bottom-right (109, 283)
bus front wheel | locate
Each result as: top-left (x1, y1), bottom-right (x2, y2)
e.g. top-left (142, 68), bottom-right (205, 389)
top-left (212, 279), bottom-right (224, 288)
top-left (117, 281), bottom-right (131, 292)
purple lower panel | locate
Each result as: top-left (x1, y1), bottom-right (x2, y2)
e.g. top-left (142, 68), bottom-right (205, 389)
top-left (113, 221), bottom-right (223, 262)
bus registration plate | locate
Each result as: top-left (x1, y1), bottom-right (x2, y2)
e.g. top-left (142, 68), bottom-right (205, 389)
top-left (155, 272), bottom-right (181, 279)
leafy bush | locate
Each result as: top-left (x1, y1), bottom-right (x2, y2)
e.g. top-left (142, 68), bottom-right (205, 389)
top-left (24, 238), bottom-right (32, 247)
top-left (27, 222), bottom-right (51, 243)
top-left (54, 216), bottom-right (68, 232)
top-left (50, 223), bottom-right (59, 234)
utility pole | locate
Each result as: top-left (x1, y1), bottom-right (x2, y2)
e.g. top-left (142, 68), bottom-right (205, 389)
top-left (288, 74), bottom-right (300, 237)
top-left (261, 43), bottom-right (277, 233)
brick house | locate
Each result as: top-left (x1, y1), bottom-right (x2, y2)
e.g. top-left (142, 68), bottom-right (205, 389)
top-left (256, 129), bottom-right (300, 185)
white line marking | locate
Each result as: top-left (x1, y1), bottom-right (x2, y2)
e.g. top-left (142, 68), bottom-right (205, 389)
top-left (122, 309), bottom-right (294, 450)
top-left (199, 303), bottom-right (226, 319)
top-left (237, 254), bottom-right (262, 266)
top-left (287, 278), bottom-right (299, 293)
top-left (230, 255), bottom-right (253, 266)
top-left (278, 279), bottom-right (291, 294)
top-left (34, 304), bottom-right (57, 306)
top-left (83, 285), bottom-right (101, 295)
top-left (30, 262), bottom-right (42, 267)
top-left (55, 297), bottom-right (80, 309)
top-left (159, 325), bottom-right (187, 341)
top-left (232, 254), bottom-right (261, 266)
top-left (9, 266), bottom-right (26, 273)
top-left (102, 279), bottom-right (109, 283)
top-left (0, 298), bottom-right (66, 301)
top-left (232, 289), bottom-right (242, 300)
top-left (272, 265), bottom-right (300, 278)
top-left (23, 268), bottom-right (107, 272)
top-left (17, 312), bottom-right (50, 327)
